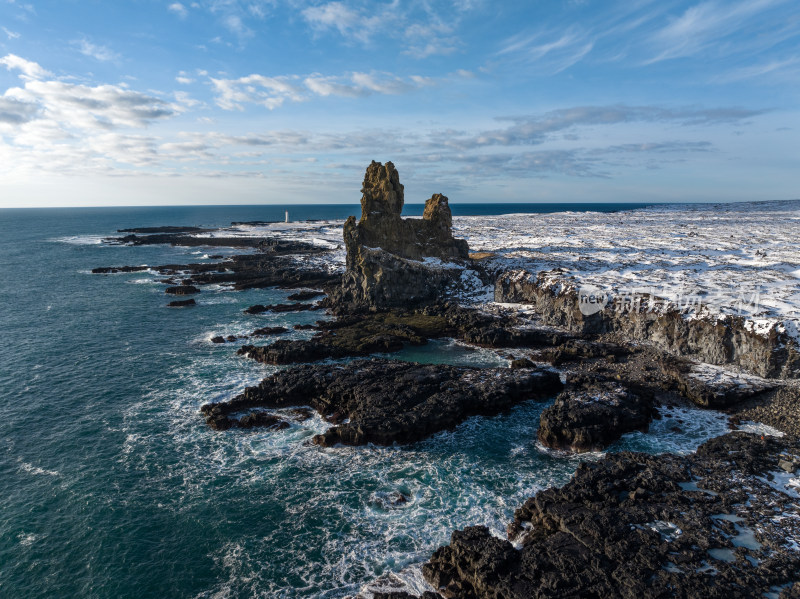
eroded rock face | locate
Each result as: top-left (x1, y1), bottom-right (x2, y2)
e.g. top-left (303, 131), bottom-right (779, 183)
top-left (496, 269), bottom-right (800, 379)
top-left (330, 161), bottom-right (470, 312)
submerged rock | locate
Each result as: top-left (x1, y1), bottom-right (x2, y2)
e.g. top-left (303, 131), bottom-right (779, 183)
top-left (165, 285), bottom-right (200, 295)
top-left (201, 358), bottom-right (562, 446)
top-left (167, 298), bottom-right (196, 307)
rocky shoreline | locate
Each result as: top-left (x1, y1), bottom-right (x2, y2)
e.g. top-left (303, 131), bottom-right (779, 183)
top-left (91, 162), bottom-right (800, 598)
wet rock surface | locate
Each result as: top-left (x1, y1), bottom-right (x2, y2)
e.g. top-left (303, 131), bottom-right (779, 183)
top-left (660, 357), bottom-right (778, 408)
top-left (422, 432), bottom-right (800, 599)
top-left (238, 304), bottom-right (571, 365)
top-left (165, 285), bottom-right (200, 295)
top-left (538, 374), bottom-right (655, 452)
top-left (201, 358), bottom-right (562, 446)
top-left (243, 302), bottom-right (317, 314)
top-left (167, 298), bottom-right (196, 307)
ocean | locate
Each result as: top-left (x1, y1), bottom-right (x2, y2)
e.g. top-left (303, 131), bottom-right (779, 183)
top-left (0, 204), bottom-right (729, 598)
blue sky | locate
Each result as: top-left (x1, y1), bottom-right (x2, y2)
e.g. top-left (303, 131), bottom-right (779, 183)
top-left (0, 0), bottom-right (798, 206)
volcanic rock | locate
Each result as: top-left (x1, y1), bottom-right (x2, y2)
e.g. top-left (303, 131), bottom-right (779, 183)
top-left (201, 358), bottom-right (562, 446)
top-left (165, 285), bottom-right (200, 295)
top-left (537, 374), bottom-right (655, 452)
top-left (167, 298), bottom-right (196, 307)
top-left (423, 432), bottom-right (800, 598)
top-left (244, 303), bottom-right (316, 314)
top-left (329, 161), bottom-right (470, 312)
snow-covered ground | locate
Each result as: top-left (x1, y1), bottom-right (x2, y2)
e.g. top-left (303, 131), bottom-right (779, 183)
top-left (202, 200), bottom-right (800, 341)
top-left (452, 200), bottom-right (800, 341)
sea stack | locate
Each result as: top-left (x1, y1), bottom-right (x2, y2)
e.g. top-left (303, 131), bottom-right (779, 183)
top-left (330, 161), bottom-right (470, 312)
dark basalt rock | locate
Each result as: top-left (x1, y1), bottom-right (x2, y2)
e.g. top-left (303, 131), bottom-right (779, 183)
top-left (200, 358), bottom-right (563, 446)
top-left (167, 298), bottom-right (196, 307)
top-left (117, 226), bottom-right (213, 234)
top-left (240, 305), bottom-right (573, 366)
top-left (287, 290), bottom-right (325, 301)
top-left (537, 374), bottom-right (655, 452)
top-left (243, 303), bottom-right (316, 314)
top-left (328, 161), bottom-right (471, 312)
top-left (496, 270), bottom-right (800, 379)
top-left (236, 412), bottom-right (290, 430)
top-left (95, 247), bottom-right (339, 292)
top-left (91, 265), bottom-right (150, 274)
top-left (539, 338), bottom-right (630, 366)
top-left (211, 336), bottom-right (225, 343)
top-left (660, 357), bottom-right (777, 408)
top-left (373, 593), bottom-right (441, 599)
top-left (165, 285), bottom-right (200, 295)
top-left (249, 326), bottom-right (289, 337)
top-left (423, 432), bottom-right (800, 599)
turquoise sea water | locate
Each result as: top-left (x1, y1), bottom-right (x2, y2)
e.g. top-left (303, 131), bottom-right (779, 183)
top-left (0, 204), bottom-right (730, 598)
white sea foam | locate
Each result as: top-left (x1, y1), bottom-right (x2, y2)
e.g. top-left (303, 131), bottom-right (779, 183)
top-left (18, 461), bottom-right (60, 476)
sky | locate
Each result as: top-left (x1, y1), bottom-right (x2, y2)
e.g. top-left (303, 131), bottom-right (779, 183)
top-left (0, 0), bottom-right (798, 207)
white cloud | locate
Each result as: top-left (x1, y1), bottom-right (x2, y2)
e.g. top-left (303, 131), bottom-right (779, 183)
top-left (2, 26), bottom-right (21, 39)
top-left (210, 73), bottom-right (304, 110)
top-left (168, 2), bottom-right (188, 18)
top-left (176, 71), bottom-right (195, 84)
top-left (0, 54), bottom-right (51, 80)
top-left (302, 2), bottom-right (380, 44)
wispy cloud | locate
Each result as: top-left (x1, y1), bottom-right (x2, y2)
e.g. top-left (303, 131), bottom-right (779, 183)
top-left (434, 105), bottom-right (764, 150)
top-left (646, 0), bottom-right (788, 63)
top-left (2, 26), bottom-right (21, 39)
top-left (713, 56), bottom-right (800, 83)
top-left (73, 38), bottom-right (119, 62)
top-left (210, 69), bottom-right (435, 109)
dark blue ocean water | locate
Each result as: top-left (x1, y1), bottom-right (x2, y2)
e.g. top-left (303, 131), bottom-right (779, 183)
top-left (0, 204), bottom-right (727, 598)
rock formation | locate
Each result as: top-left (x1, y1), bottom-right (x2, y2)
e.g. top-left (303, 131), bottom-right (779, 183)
top-left (537, 374), bottom-right (655, 452)
top-left (422, 432), bottom-right (800, 598)
top-left (496, 269), bottom-right (800, 379)
top-left (201, 358), bottom-right (562, 446)
top-left (330, 161), bottom-right (470, 312)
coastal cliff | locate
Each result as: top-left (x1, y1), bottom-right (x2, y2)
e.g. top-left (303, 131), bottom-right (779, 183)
top-left (496, 269), bottom-right (800, 379)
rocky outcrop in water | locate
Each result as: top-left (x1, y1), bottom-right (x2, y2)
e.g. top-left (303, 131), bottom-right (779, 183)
top-left (94, 250), bottom-right (339, 292)
top-left (201, 358), bottom-right (562, 446)
top-left (537, 374), bottom-right (655, 452)
top-left (422, 432), bottom-right (800, 598)
top-left (238, 304), bottom-right (572, 366)
top-left (329, 161), bottom-right (470, 312)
